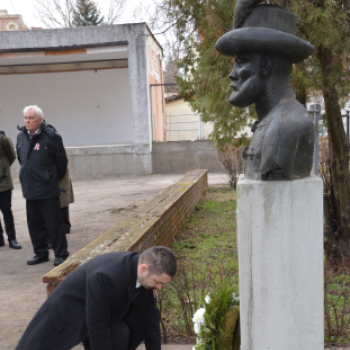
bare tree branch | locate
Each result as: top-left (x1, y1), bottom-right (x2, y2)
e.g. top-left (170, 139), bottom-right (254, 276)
top-left (30, 0), bottom-right (127, 28)
top-left (31, 0), bottom-right (75, 28)
top-left (105, 0), bottom-right (127, 25)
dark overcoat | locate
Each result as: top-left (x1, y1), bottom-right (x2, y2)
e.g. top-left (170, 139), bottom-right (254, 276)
top-left (16, 122), bottom-right (67, 200)
top-left (0, 131), bottom-right (16, 192)
top-left (15, 252), bottom-right (161, 350)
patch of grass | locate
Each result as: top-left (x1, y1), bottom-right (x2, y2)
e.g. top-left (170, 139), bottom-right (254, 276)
top-left (159, 186), bottom-right (238, 343)
top-left (325, 267), bottom-right (350, 346)
top-left (156, 187), bottom-right (350, 346)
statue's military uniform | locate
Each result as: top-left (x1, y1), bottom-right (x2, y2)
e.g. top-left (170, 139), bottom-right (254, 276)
top-left (243, 87), bottom-right (314, 180)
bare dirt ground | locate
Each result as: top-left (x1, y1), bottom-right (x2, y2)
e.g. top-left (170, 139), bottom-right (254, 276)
top-left (0, 174), bottom-right (227, 350)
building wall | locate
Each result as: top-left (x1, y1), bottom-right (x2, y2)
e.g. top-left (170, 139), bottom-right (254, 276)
top-left (1, 68), bottom-right (133, 147)
top-left (0, 10), bottom-right (27, 31)
top-left (146, 30), bottom-right (165, 142)
top-left (0, 24), bottom-right (153, 146)
top-left (166, 97), bottom-right (254, 141)
top-left (166, 97), bottom-right (214, 141)
top-left (152, 140), bottom-right (224, 174)
top-left (10, 143), bottom-right (151, 181)
top-left (0, 23), bottom-right (159, 177)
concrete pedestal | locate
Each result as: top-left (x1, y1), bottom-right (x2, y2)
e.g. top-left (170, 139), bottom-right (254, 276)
top-left (236, 174), bottom-right (323, 350)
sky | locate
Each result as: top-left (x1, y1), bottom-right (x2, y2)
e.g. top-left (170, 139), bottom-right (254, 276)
top-left (0, 0), bottom-right (174, 61)
top-left (1, 0), bottom-right (152, 28)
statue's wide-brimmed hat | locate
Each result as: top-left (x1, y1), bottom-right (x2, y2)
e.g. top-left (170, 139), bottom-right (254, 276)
top-left (215, 1), bottom-right (314, 63)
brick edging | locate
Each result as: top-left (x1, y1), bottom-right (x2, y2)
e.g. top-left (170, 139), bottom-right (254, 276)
top-left (43, 169), bottom-right (208, 294)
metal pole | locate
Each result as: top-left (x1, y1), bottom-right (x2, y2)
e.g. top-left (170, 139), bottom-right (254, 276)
top-left (347, 110), bottom-right (349, 143)
top-left (198, 113), bottom-right (202, 140)
top-left (148, 86), bottom-right (154, 152)
top-left (309, 103), bottom-right (321, 176)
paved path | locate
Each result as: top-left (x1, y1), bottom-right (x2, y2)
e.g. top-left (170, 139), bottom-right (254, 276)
top-left (138, 346), bottom-right (193, 350)
top-left (0, 173), bottom-right (227, 350)
top-left (137, 344), bottom-right (347, 349)
top-left (137, 345), bottom-right (347, 350)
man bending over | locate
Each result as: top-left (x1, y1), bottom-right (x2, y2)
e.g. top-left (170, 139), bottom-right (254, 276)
top-left (15, 246), bottom-right (177, 350)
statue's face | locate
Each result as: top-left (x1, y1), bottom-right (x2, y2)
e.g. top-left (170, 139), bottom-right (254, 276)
top-left (229, 53), bottom-right (262, 108)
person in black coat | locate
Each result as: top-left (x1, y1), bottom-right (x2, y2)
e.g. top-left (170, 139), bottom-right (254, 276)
top-left (15, 246), bottom-right (177, 350)
top-left (0, 130), bottom-right (21, 249)
top-left (17, 105), bottom-right (69, 266)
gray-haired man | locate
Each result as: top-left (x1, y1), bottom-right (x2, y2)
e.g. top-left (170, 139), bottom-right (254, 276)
top-left (17, 105), bottom-right (69, 266)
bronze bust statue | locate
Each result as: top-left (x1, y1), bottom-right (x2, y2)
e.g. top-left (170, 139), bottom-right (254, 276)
top-left (215, 0), bottom-right (315, 180)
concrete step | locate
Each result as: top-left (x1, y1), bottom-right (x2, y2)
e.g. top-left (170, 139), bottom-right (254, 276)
top-left (138, 346), bottom-right (348, 350)
top-left (137, 345), bottom-right (193, 350)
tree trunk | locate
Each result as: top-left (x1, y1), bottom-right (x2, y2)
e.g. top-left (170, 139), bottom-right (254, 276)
top-left (324, 138), bottom-right (342, 255)
top-left (317, 46), bottom-right (350, 260)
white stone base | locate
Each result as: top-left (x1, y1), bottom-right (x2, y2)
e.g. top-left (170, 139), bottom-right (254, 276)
top-left (237, 174), bottom-right (324, 350)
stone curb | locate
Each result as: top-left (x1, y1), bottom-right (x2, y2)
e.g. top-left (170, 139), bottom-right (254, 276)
top-left (137, 346), bottom-right (193, 350)
top-left (43, 169), bottom-right (208, 293)
top-left (138, 347), bottom-right (347, 350)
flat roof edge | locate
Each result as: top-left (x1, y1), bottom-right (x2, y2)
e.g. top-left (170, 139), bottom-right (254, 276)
top-left (144, 23), bottom-right (163, 55)
top-left (0, 41), bottom-right (128, 53)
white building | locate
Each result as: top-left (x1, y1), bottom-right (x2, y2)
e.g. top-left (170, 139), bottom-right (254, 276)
top-left (0, 24), bottom-right (166, 179)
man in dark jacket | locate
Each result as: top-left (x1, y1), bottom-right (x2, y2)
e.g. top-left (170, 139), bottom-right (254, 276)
top-left (15, 246), bottom-right (177, 350)
top-left (0, 130), bottom-right (21, 249)
top-left (17, 105), bottom-right (69, 266)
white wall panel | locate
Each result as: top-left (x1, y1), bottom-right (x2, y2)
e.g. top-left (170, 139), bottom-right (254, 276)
top-left (0, 68), bottom-right (133, 147)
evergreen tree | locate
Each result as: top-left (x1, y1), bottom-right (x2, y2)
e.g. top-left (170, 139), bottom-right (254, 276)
top-left (72, 0), bottom-right (104, 26)
top-left (164, 0), bottom-right (254, 150)
top-left (163, 0), bottom-right (350, 260)
top-left (290, 0), bottom-right (350, 261)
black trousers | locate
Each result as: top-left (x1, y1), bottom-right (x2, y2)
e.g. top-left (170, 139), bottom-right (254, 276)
top-left (61, 206), bottom-right (71, 232)
top-left (0, 189), bottom-right (16, 242)
top-left (16, 307), bottom-right (145, 350)
top-left (82, 320), bottom-right (143, 350)
top-left (26, 196), bottom-right (69, 258)
top-left (44, 206), bottom-right (71, 244)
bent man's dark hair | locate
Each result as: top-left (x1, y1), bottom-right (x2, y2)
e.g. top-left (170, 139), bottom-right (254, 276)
top-left (139, 246), bottom-right (177, 277)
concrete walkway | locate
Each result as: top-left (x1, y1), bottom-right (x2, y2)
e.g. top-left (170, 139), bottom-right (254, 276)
top-left (141, 347), bottom-right (349, 350)
top-left (0, 173), bottom-right (226, 350)
top-left (138, 346), bottom-right (347, 350)
top-left (137, 345), bottom-right (346, 349)
top-left (148, 346), bottom-right (350, 350)
top-left (137, 346), bottom-right (193, 350)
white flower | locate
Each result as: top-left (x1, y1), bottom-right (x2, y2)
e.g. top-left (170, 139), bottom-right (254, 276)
top-left (192, 307), bottom-right (205, 335)
top-left (205, 293), bottom-right (211, 304)
top-left (193, 307), bottom-right (205, 322)
top-left (232, 292), bottom-right (240, 301)
top-left (194, 322), bottom-right (202, 335)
